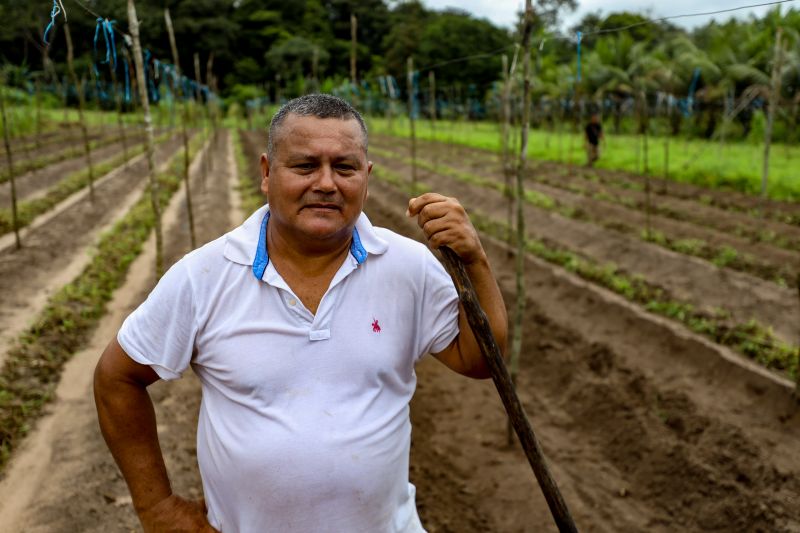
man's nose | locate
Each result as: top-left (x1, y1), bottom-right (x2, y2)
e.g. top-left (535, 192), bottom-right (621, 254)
top-left (312, 165), bottom-right (337, 192)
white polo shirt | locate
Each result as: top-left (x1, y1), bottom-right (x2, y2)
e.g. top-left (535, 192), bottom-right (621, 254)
top-left (118, 204), bottom-right (460, 532)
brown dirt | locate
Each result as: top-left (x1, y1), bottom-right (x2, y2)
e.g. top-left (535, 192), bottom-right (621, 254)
top-left (369, 137), bottom-right (800, 346)
top-left (0, 130), bottom-right (234, 531)
top-left (375, 135), bottom-right (800, 284)
top-left (0, 129), bottom-right (797, 533)
top-left (0, 135), bottom-right (184, 366)
top-left (0, 133), bottom-right (152, 205)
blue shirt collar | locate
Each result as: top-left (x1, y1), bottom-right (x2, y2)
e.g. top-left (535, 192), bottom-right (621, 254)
top-left (221, 205), bottom-right (385, 280)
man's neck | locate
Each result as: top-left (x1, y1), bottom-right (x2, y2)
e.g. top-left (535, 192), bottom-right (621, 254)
top-left (266, 222), bottom-right (352, 277)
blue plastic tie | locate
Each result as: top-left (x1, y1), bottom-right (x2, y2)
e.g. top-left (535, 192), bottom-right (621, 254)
top-left (105, 20), bottom-right (117, 70)
top-left (576, 31), bottom-right (583, 83)
top-left (123, 58), bottom-right (131, 103)
top-left (43, 0), bottom-right (61, 45)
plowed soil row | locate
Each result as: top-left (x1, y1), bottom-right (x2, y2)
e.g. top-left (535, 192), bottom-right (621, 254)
top-left (368, 140), bottom-right (800, 347)
top-left (3, 130), bottom-right (795, 533)
top-left (374, 135), bottom-right (800, 284)
top-left (0, 135), bottom-right (185, 366)
top-left (364, 174), bottom-right (800, 532)
top-left (0, 133), bottom-right (152, 205)
top-left (0, 124), bottom-right (109, 164)
top-left (377, 134), bottom-right (800, 242)
top-left (0, 130), bottom-right (235, 532)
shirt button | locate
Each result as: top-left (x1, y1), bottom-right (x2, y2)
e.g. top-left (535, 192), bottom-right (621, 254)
top-left (288, 298), bottom-right (297, 306)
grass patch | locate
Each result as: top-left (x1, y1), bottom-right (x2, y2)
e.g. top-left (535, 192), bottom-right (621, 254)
top-left (0, 132), bottom-right (206, 472)
top-left (234, 130), bottom-right (264, 217)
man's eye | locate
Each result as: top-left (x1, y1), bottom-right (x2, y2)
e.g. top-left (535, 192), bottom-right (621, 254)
top-left (336, 165), bottom-right (355, 172)
top-left (294, 163), bottom-right (314, 170)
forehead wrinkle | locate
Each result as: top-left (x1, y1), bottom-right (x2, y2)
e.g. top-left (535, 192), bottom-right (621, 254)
top-left (272, 116), bottom-right (367, 159)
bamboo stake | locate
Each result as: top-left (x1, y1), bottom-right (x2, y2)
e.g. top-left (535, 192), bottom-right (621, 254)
top-left (34, 79), bottom-right (43, 150)
top-left (428, 70), bottom-right (436, 140)
top-left (795, 271), bottom-right (800, 399)
top-left (0, 81), bottom-right (21, 249)
top-left (350, 14), bottom-right (358, 87)
top-left (128, 0), bottom-right (164, 276)
top-left (438, 246), bottom-right (578, 533)
top-left (165, 8), bottom-right (197, 249)
top-left (761, 26), bottom-right (783, 204)
top-left (108, 58), bottom-right (129, 167)
top-left (407, 57), bottom-right (417, 193)
top-left (64, 22), bottom-right (95, 203)
top-left (508, 0), bottom-right (533, 447)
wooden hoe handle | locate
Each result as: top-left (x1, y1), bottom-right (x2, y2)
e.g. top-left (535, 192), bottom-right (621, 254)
top-left (438, 246), bottom-right (579, 533)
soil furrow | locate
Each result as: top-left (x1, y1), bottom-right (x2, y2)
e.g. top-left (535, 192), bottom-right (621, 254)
top-left (364, 175), bottom-right (800, 532)
top-left (374, 133), bottom-right (800, 232)
top-left (368, 149), bottom-right (800, 346)
top-left (0, 135), bottom-right (185, 367)
top-left (0, 133), bottom-right (151, 205)
top-left (372, 142), bottom-right (800, 287)
top-left (0, 130), bottom-right (232, 532)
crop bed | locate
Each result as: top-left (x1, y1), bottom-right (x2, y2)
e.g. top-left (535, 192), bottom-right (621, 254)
top-left (0, 127), bottom-right (796, 532)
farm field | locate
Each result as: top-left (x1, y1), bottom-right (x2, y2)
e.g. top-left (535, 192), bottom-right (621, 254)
top-left (1, 1), bottom-right (800, 530)
top-left (2, 122), bottom-right (796, 531)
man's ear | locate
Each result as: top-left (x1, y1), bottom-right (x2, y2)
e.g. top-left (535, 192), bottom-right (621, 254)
top-left (365, 160), bottom-right (373, 201)
top-left (260, 154), bottom-right (270, 197)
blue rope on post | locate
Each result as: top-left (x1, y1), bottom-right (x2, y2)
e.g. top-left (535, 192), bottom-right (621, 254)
top-left (123, 58), bottom-right (131, 103)
top-left (42, 0), bottom-right (62, 45)
top-left (105, 20), bottom-right (117, 70)
top-left (576, 31), bottom-right (583, 83)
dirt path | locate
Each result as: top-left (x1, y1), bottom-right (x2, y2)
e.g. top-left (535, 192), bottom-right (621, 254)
top-left (0, 135), bottom-right (184, 367)
top-left (0, 130), bottom-right (236, 532)
top-left (369, 144), bottom-right (800, 346)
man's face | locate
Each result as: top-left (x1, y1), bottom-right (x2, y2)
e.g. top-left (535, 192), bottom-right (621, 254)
top-left (260, 114), bottom-right (371, 249)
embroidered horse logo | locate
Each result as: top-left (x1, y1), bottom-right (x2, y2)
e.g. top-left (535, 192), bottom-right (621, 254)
top-left (372, 319), bottom-right (381, 333)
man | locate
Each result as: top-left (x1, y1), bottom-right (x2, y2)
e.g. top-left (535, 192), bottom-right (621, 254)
top-left (585, 112), bottom-right (604, 167)
top-left (94, 94), bottom-right (507, 532)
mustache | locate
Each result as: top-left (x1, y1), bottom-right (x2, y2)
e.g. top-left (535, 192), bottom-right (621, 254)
top-left (301, 194), bottom-right (344, 209)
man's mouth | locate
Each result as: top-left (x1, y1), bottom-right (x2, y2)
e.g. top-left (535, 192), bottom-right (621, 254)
top-left (304, 203), bottom-right (341, 211)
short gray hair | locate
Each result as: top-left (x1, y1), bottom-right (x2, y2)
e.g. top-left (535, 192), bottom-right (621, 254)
top-left (267, 94), bottom-right (368, 160)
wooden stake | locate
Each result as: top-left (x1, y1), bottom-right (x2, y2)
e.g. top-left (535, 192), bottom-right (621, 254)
top-left (350, 14), bottom-right (358, 86)
top-left (108, 59), bottom-right (129, 167)
top-left (128, 0), bottom-right (164, 276)
top-left (439, 246), bottom-right (578, 533)
top-left (796, 271), bottom-right (800, 399)
top-left (761, 26), bottom-right (783, 203)
top-left (0, 80), bottom-right (21, 249)
top-left (165, 8), bottom-right (197, 249)
top-left (407, 57), bottom-right (417, 192)
top-left (64, 22), bottom-right (95, 203)
top-left (508, 0), bottom-right (533, 447)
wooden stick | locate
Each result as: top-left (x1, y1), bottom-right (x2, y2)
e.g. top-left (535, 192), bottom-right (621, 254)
top-left (0, 80), bottom-right (21, 249)
top-left (64, 22), bottom-right (95, 203)
top-left (128, 0), bottom-right (164, 276)
top-left (438, 246), bottom-right (578, 533)
top-left (406, 57), bottom-right (417, 193)
top-left (165, 7), bottom-right (197, 249)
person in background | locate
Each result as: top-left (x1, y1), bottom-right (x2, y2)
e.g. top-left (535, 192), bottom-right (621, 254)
top-left (585, 112), bottom-right (604, 167)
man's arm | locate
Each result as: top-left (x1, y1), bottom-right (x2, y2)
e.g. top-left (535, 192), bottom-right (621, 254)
top-left (94, 338), bottom-right (216, 532)
top-left (407, 193), bottom-right (508, 379)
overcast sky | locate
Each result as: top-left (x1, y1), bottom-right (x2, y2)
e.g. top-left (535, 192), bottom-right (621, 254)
top-left (421, 0), bottom-right (785, 31)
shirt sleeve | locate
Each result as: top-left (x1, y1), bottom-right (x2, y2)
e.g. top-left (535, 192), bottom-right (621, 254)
top-left (416, 249), bottom-right (460, 359)
top-left (117, 259), bottom-right (197, 380)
